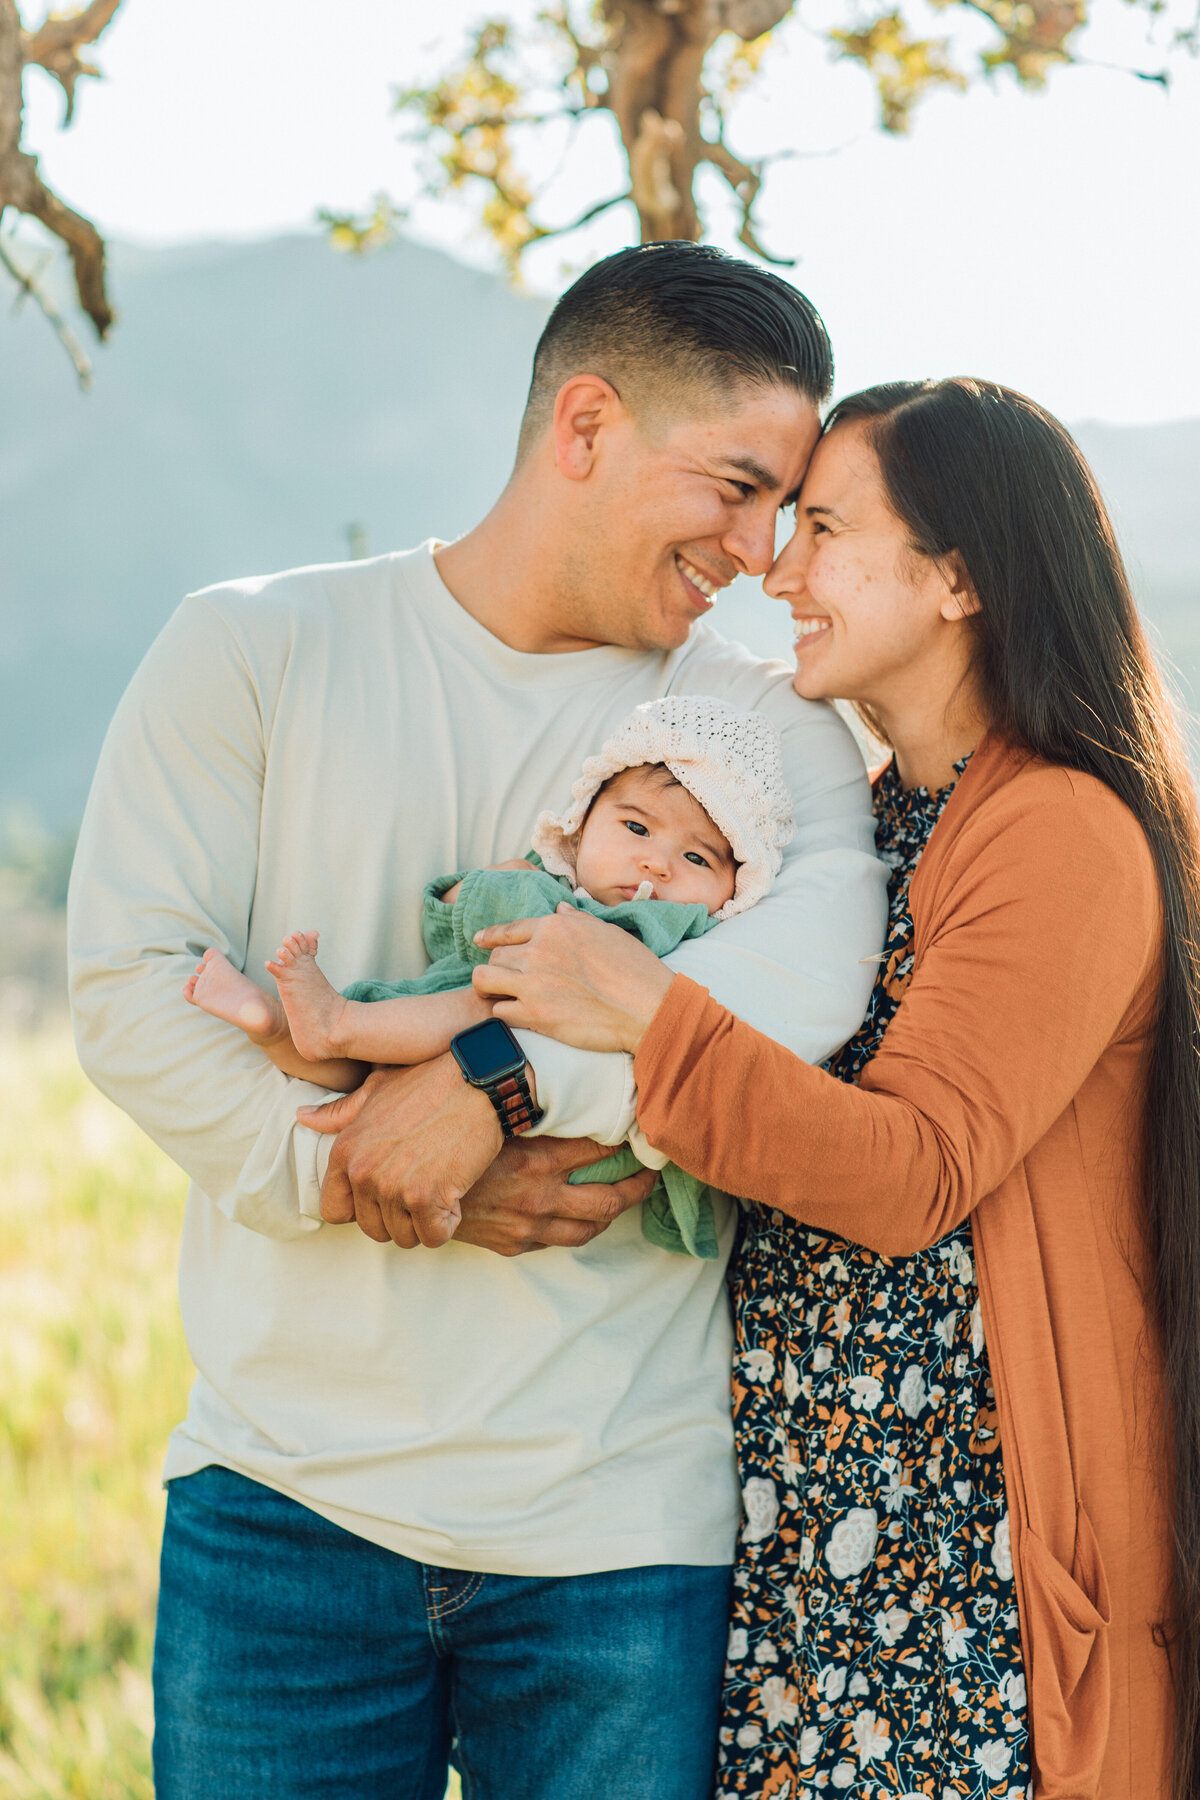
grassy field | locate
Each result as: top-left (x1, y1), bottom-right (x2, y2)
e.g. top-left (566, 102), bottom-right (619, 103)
top-left (0, 1029), bottom-right (190, 1797)
top-left (0, 1031), bottom-right (466, 1800)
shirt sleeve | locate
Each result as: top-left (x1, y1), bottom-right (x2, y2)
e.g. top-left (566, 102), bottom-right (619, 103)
top-left (522, 648), bottom-right (888, 1148)
top-left (632, 783), bottom-right (1161, 1255)
top-left (68, 595), bottom-right (338, 1240)
top-left (663, 663), bottom-right (887, 1065)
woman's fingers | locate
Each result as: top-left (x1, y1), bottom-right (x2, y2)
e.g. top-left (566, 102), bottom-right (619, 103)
top-left (473, 916), bottom-right (538, 951)
top-left (472, 957), bottom-right (527, 1000)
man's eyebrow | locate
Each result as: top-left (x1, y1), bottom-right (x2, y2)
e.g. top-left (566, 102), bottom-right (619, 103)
top-left (720, 453), bottom-right (783, 491)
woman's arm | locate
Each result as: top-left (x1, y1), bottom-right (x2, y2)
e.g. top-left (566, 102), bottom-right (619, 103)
top-left (635, 786), bottom-right (1160, 1254)
top-left (478, 782), bottom-right (1161, 1257)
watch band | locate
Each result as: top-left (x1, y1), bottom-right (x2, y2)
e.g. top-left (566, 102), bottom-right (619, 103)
top-left (482, 1068), bottom-right (544, 1138)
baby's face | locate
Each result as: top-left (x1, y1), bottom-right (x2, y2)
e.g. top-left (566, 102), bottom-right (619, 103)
top-left (574, 766), bottom-right (737, 915)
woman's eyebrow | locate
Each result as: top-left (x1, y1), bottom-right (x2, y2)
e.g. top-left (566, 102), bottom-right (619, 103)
top-left (805, 503), bottom-right (845, 522)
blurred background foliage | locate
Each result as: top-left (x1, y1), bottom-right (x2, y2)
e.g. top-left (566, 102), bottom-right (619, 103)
top-left (323, 0), bottom-right (1190, 270)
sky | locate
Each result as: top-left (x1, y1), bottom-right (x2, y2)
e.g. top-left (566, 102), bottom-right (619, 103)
top-left (15, 0), bottom-right (1200, 424)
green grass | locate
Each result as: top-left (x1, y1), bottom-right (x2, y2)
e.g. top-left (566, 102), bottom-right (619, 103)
top-left (0, 1029), bottom-right (191, 1797)
top-left (0, 1030), bottom-right (465, 1800)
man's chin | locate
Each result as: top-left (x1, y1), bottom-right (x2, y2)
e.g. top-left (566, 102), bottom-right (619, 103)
top-left (647, 610), bottom-right (699, 652)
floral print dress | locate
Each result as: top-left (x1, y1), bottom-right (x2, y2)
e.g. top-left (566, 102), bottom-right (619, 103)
top-left (717, 759), bottom-right (1031, 1800)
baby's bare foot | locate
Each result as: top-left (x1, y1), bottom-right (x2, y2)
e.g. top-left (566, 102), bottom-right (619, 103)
top-left (265, 931), bottom-right (350, 1062)
top-left (184, 947), bottom-right (286, 1041)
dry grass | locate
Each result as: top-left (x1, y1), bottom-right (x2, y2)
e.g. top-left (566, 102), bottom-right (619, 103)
top-left (0, 1029), bottom-right (465, 1799)
top-left (0, 1028), bottom-right (191, 1797)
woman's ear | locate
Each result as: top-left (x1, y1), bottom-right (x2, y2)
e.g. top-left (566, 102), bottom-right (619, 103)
top-left (939, 552), bottom-right (981, 622)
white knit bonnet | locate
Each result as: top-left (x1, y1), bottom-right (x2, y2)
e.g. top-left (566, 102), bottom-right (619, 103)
top-left (531, 695), bottom-right (795, 922)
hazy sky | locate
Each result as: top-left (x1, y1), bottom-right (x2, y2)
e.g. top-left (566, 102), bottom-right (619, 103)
top-left (18, 0), bottom-right (1200, 424)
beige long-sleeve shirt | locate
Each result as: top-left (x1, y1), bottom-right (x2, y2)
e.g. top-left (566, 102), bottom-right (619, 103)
top-left (68, 543), bottom-right (886, 1575)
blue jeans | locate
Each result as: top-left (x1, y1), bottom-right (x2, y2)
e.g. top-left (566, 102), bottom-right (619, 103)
top-left (153, 1465), bottom-right (732, 1800)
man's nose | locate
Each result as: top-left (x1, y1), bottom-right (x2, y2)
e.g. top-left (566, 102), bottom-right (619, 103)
top-left (724, 504), bottom-right (780, 580)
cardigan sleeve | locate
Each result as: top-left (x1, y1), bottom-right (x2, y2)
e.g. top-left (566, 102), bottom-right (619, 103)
top-left (633, 779), bottom-right (1161, 1257)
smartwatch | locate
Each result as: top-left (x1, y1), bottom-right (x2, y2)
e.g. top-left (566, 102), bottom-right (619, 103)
top-left (450, 1018), bottom-right (544, 1138)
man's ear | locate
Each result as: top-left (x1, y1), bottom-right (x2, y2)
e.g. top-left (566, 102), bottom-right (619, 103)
top-left (552, 375), bottom-right (623, 481)
top-left (939, 552), bottom-right (981, 622)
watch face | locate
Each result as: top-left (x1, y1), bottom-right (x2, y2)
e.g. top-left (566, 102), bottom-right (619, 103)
top-left (453, 1018), bottom-right (524, 1084)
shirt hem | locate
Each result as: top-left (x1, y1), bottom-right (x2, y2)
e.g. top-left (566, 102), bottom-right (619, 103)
top-left (161, 1444), bottom-right (738, 1576)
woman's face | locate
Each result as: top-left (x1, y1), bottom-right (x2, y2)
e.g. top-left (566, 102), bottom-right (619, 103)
top-left (766, 421), bottom-right (972, 720)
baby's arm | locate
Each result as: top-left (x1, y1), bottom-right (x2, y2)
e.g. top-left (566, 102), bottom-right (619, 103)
top-left (183, 947), bottom-right (364, 1091)
top-left (267, 932), bottom-right (492, 1066)
top-left (440, 858), bottom-right (537, 907)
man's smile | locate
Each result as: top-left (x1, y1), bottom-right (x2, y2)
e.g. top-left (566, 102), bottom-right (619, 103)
top-left (675, 553), bottom-right (727, 607)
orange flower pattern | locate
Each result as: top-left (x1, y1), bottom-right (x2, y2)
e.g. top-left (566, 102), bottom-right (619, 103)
top-left (718, 759), bottom-right (1031, 1800)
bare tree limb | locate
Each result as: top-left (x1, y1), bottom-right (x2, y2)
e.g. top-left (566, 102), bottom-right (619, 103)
top-left (18, 162), bottom-right (111, 330)
top-left (0, 229), bottom-right (90, 382)
top-left (21, 0), bottom-right (120, 124)
top-left (0, 0), bottom-right (119, 340)
top-left (717, 0), bottom-right (795, 39)
top-left (702, 136), bottom-right (795, 264)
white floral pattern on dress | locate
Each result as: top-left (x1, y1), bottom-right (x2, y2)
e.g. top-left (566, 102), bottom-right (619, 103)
top-left (718, 759), bottom-right (1031, 1800)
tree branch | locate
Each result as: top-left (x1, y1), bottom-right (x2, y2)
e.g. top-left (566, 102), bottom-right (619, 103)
top-left (702, 136), bottom-right (795, 264)
top-left (716, 0), bottom-right (797, 39)
top-left (21, 0), bottom-right (120, 125)
top-left (0, 0), bottom-right (118, 342)
top-left (0, 229), bottom-right (90, 382)
top-left (535, 186), bottom-right (633, 238)
top-left (11, 152), bottom-right (112, 331)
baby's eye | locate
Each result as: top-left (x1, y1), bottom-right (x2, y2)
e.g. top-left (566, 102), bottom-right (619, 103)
top-left (684, 851), bottom-right (711, 869)
top-left (623, 819), bottom-right (649, 837)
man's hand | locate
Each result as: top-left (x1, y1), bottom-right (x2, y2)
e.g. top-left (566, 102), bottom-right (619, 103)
top-left (455, 1137), bottom-right (657, 1256)
top-left (300, 1056), bottom-right (503, 1248)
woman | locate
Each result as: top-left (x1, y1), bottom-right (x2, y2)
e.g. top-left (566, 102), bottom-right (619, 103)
top-left (475, 379), bottom-right (1200, 1798)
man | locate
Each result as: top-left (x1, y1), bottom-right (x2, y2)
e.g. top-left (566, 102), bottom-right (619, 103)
top-left (69, 242), bottom-right (886, 1799)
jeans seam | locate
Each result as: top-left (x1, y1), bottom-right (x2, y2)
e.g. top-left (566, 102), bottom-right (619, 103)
top-left (425, 1570), bottom-right (485, 1623)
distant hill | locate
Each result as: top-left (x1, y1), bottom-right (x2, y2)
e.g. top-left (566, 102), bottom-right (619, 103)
top-left (1, 232), bottom-right (1197, 828)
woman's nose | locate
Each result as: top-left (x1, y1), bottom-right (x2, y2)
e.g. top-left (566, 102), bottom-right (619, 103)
top-left (763, 522), bottom-right (812, 603)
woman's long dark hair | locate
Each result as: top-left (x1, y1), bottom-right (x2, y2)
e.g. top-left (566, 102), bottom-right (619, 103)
top-left (827, 377), bottom-right (1200, 1794)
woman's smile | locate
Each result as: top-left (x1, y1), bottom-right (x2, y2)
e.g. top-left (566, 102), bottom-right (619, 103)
top-left (792, 614), bottom-right (832, 641)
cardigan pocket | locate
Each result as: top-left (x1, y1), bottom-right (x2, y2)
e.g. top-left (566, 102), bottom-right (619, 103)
top-left (1021, 1502), bottom-right (1112, 1800)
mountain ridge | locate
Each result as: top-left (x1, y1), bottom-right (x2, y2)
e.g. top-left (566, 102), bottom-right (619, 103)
top-left (2, 232), bottom-right (1196, 827)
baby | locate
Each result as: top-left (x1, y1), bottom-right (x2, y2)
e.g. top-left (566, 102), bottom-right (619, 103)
top-left (185, 695), bottom-right (794, 1255)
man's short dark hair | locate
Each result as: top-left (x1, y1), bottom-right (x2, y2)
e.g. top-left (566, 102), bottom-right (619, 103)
top-left (517, 240), bottom-right (833, 460)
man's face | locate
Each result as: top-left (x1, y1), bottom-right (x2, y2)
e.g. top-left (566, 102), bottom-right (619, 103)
top-left (558, 383), bottom-right (822, 652)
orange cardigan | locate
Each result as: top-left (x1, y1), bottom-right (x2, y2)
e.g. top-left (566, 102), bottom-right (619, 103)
top-left (634, 732), bottom-right (1173, 1800)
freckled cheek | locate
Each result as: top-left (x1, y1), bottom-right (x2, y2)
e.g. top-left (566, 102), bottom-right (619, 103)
top-left (808, 552), bottom-right (866, 620)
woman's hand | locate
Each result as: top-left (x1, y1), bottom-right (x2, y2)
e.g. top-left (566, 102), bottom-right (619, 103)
top-left (472, 905), bottom-right (675, 1055)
